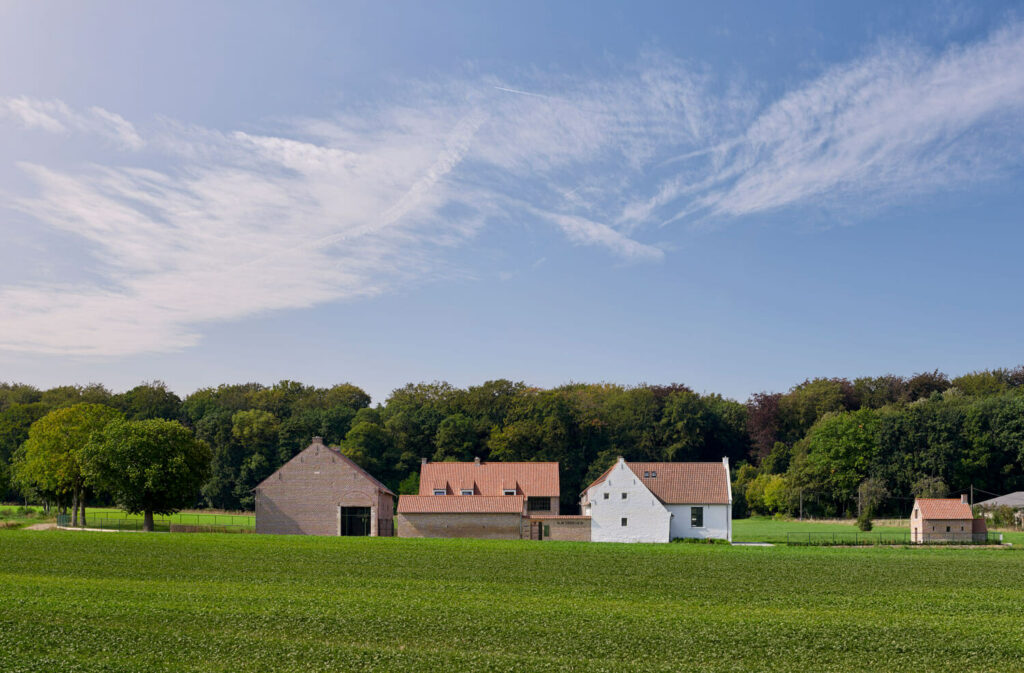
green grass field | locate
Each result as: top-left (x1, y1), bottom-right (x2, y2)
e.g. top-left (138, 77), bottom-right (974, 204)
top-left (0, 505), bottom-right (52, 528)
top-left (80, 508), bottom-right (254, 530)
top-left (2, 530), bottom-right (1023, 672)
top-left (732, 515), bottom-right (1024, 546)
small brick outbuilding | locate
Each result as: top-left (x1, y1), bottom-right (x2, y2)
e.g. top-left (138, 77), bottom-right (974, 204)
top-left (910, 495), bottom-right (986, 543)
top-left (255, 437), bottom-right (395, 536)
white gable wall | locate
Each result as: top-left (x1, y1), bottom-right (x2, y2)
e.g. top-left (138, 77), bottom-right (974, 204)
top-left (666, 504), bottom-right (731, 541)
top-left (588, 460), bottom-right (671, 543)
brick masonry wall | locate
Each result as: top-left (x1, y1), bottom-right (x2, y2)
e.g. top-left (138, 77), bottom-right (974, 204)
top-left (396, 512), bottom-right (523, 539)
top-left (916, 518), bottom-right (976, 542)
top-left (539, 518), bottom-right (591, 541)
top-left (255, 443), bottom-right (393, 536)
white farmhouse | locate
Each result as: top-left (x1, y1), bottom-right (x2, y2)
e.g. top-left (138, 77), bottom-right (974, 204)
top-left (580, 457), bottom-right (732, 543)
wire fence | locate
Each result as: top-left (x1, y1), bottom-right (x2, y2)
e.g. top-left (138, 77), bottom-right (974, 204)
top-left (786, 531), bottom-right (1004, 546)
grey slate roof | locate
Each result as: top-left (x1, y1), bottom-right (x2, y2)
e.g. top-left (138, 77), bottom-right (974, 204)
top-left (975, 491), bottom-right (1024, 508)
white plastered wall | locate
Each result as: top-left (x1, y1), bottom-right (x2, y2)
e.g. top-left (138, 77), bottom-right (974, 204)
top-left (666, 504), bottom-right (731, 541)
top-left (588, 459), bottom-right (670, 543)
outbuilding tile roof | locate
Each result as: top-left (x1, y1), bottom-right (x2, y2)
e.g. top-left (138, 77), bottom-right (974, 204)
top-left (397, 495), bottom-right (526, 514)
top-left (419, 461), bottom-right (560, 497)
top-left (586, 461), bottom-right (731, 504)
top-left (916, 498), bottom-right (973, 520)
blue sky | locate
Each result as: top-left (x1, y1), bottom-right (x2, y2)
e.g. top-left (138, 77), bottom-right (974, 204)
top-left (1, 1), bottom-right (1023, 403)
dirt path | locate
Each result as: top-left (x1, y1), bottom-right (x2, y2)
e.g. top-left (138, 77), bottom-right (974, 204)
top-left (24, 522), bottom-right (57, 531)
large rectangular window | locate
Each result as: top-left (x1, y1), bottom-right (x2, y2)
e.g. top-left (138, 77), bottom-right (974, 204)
top-left (527, 497), bottom-right (551, 512)
top-left (691, 506), bottom-right (704, 528)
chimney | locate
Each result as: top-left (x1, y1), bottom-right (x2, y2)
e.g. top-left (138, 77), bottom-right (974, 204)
top-left (311, 436), bottom-right (323, 445)
top-left (421, 457), bottom-right (428, 465)
top-left (474, 456), bottom-right (481, 465)
top-left (961, 494), bottom-right (969, 504)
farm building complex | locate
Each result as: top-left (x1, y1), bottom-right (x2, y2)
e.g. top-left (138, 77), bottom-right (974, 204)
top-left (581, 457), bottom-right (733, 543)
top-left (910, 496), bottom-right (987, 543)
top-left (254, 437), bottom-right (395, 536)
top-left (255, 445), bottom-right (735, 543)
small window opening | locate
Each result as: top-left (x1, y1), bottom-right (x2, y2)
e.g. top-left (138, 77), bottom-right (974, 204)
top-left (691, 506), bottom-right (704, 528)
top-left (603, 492), bottom-right (609, 500)
top-left (621, 492), bottom-right (627, 500)
top-left (621, 517), bottom-right (628, 527)
top-left (503, 489), bottom-right (516, 496)
top-left (643, 471), bottom-right (650, 478)
top-left (460, 489), bottom-right (473, 496)
top-left (433, 489), bottom-right (445, 496)
top-left (651, 471), bottom-right (657, 478)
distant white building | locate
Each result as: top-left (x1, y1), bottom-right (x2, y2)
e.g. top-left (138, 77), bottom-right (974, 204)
top-left (580, 457), bottom-right (732, 543)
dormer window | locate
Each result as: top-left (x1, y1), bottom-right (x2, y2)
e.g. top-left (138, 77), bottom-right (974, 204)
top-left (651, 471), bottom-right (657, 478)
top-left (503, 489), bottom-right (516, 496)
top-left (644, 471), bottom-right (650, 478)
top-left (460, 489), bottom-right (473, 496)
top-left (433, 489), bottom-right (446, 496)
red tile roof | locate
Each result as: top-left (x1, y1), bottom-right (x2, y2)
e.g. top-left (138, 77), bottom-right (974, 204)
top-left (585, 461), bottom-right (730, 504)
top-left (397, 495), bottom-right (526, 514)
top-left (419, 461), bottom-right (560, 497)
top-left (916, 498), bottom-right (973, 520)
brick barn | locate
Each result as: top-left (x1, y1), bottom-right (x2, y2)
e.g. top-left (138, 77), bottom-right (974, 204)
top-left (255, 437), bottom-right (395, 536)
top-left (396, 458), bottom-right (586, 540)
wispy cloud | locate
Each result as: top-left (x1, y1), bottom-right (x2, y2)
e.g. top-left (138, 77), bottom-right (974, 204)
top-left (2, 21), bottom-right (1024, 356)
top-left (645, 21), bottom-right (1024, 223)
top-left (0, 96), bottom-right (144, 150)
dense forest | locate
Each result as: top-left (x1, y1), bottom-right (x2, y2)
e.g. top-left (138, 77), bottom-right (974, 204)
top-left (2, 367), bottom-right (1023, 518)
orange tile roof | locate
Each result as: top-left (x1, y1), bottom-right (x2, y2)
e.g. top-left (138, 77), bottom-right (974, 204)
top-left (419, 461), bottom-right (560, 497)
top-left (916, 498), bottom-right (973, 520)
top-left (397, 495), bottom-right (526, 514)
top-left (586, 461), bottom-right (730, 504)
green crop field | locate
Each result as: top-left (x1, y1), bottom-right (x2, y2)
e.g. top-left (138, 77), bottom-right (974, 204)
top-left (2, 531), bottom-right (1023, 672)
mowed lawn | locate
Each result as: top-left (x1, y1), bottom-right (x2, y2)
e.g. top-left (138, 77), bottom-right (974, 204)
top-left (733, 516), bottom-right (1024, 546)
top-left (81, 508), bottom-right (255, 530)
top-left (733, 516), bottom-right (909, 543)
top-left (2, 532), bottom-right (1023, 673)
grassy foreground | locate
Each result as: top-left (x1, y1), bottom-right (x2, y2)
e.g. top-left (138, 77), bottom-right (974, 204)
top-left (2, 532), bottom-right (1023, 672)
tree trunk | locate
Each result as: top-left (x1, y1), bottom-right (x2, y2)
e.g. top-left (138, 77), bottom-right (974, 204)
top-left (80, 491), bottom-right (87, 528)
top-left (143, 510), bottom-right (154, 532)
top-left (71, 491), bottom-right (79, 527)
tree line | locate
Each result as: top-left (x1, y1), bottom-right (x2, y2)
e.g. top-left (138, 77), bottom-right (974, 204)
top-left (2, 367), bottom-right (1023, 519)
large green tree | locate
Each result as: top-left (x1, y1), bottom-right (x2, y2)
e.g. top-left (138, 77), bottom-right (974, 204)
top-left (11, 404), bottom-right (122, 525)
top-left (82, 419), bottom-right (211, 531)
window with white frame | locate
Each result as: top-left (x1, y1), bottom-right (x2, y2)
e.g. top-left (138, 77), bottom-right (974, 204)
top-left (460, 489), bottom-right (473, 496)
top-left (433, 489), bottom-right (445, 496)
top-left (503, 489), bottom-right (516, 496)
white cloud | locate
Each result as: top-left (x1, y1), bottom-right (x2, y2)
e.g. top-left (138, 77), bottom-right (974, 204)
top-left (0, 96), bottom-right (144, 149)
top-left (2, 21), bottom-right (1024, 356)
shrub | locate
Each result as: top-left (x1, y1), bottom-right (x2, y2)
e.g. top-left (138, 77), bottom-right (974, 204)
top-left (857, 511), bottom-right (873, 531)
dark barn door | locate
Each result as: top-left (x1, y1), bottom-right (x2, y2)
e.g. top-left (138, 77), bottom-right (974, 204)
top-left (340, 507), bottom-right (371, 536)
